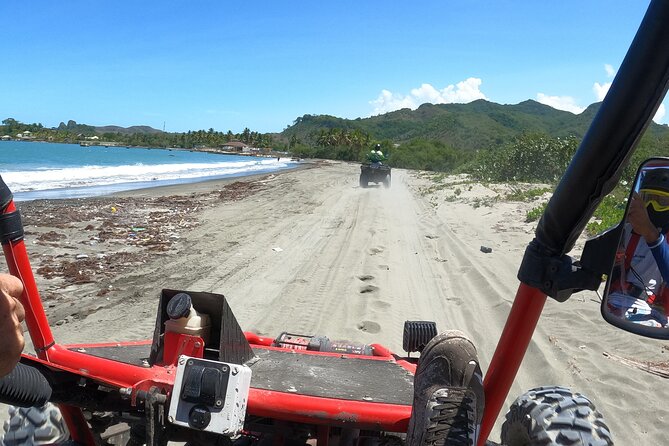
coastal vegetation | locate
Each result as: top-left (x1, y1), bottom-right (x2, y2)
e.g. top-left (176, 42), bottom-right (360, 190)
top-left (4, 99), bottom-right (669, 234)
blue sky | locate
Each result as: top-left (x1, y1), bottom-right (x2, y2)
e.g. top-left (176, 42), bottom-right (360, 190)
top-left (1, 1), bottom-right (661, 134)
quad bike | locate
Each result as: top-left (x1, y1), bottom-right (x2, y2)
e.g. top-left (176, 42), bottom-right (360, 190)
top-left (2, 1), bottom-right (669, 445)
top-left (359, 163), bottom-right (391, 188)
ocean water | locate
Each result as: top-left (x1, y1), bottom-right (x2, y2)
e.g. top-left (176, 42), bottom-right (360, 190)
top-left (0, 141), bottom-right (298, 201)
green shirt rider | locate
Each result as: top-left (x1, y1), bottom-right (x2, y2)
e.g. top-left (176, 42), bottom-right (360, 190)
top-left (367, 144), bottom-right (386, 164)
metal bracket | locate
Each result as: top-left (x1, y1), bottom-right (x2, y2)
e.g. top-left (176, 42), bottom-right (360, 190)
top-left (518, 239), bottom-right (603, 302)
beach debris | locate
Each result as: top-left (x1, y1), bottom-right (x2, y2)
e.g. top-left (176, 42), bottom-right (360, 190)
top-left (272, 247), bottom-right (283, 252)
top-left (603, 351), bottom-right (669, 379)
top-left (480, 245), bottom-right (493, 253)
top-left (18, 178), bottom-right (268, 287)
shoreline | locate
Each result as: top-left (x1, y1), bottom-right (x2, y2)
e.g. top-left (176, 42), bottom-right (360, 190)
top-left (11, 159), bottom-right (311, 202)
top-left (111, 159), bottom-right (317, 198)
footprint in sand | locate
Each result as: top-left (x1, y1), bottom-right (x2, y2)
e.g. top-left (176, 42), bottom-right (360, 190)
top-left (359, 285), bottom-right (379, 294)
top-left (369, 247), bottom-right (385, 255)
top-left (371, 300), bottom-right (391, 310)
top-left (357, 320), bottom-right (381, 333)
top-left (357, 274), bottom-right (374, 282)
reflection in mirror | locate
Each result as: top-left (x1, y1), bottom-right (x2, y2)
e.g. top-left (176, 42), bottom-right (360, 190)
top-left (602, 158), bottom-right (669, 339)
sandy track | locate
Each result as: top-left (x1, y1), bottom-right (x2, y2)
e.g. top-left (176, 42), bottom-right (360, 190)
top-left (6, 160), bottom-right (669, 444)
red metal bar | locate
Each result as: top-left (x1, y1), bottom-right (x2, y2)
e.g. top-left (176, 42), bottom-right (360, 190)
top-left (58, 404), bottom-right (97, 446)
top-left (1, 201), bottom-right (55, 359)
top-left (477, 283), bottom-right (546, 446)
top-left (247, 389), bottom-right (410, 432)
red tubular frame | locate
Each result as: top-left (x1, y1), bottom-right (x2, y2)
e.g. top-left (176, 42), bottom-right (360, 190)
top-left (477, 283), bottom-right (546, 446)
top-left (2, 201), bottom-right (55, 358)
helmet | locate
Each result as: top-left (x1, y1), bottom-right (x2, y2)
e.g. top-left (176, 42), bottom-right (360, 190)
top-left (640, 168), bottom-right (669, 212)
top-left (375, 144), bottom-right (381, 150)
top-left (640, 167), bottom-right (669, 194)
top-left (639, 167), bottom-right (669, 231)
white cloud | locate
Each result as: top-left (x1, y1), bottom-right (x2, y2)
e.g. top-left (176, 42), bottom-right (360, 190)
top-left (654, 103), bottom-right (666, 123)
top-left (536, 93), bottom-right (585, 114)
top-left (370, 78), bottom-right (487, 115)
top-left (594, 63), bottom-right (666, 123)
top-left (594, 64), bottom-right (615, 101)
top-left (593, 81), bottom-right (612, 101)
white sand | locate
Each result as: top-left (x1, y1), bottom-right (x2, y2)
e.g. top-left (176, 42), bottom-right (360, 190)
top-left (3, 161), bottom-right (667, 444)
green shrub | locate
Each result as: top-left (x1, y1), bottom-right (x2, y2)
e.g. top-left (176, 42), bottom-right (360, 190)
top-left (526, 203), bottom-right (546, 222)
top-left (469, 133), bottom-right (578, 183)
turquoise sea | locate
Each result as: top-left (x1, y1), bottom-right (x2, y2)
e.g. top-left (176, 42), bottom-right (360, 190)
top-left (0, 141), bottom-right (298, 201)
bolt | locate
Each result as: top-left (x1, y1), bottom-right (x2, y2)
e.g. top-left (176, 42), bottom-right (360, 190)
top-left (215, 399), bottom-right (223, 407)
top-left (119, 388), bottom-right (132, 398)
top-left (187, 359), bottom-right (194, 366)
top-left (222, 365), bottom-right (228, 373)
top-left (179, 356), bottom-right (187, 365)
top-left (168, 415), bottom-right (175, 424)
top-left (194, 342), bottom-right (201, 348)
top-left (231, 366), bottom-right (238, 376)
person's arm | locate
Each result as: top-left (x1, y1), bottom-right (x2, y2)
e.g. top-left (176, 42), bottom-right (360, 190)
top-left (0, 274), bottom-right (25, 377)
top-left (648, 234), bottom-right (669, 283)
top-left (628, 192), bottom-right (669, 283)
top-left (628, 192), bottom-right (660, 243)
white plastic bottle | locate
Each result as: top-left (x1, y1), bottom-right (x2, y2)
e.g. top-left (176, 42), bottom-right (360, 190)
top-left (164, 292), bottom-right (211, 343)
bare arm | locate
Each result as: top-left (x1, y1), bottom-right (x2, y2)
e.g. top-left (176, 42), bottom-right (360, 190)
top-left (0, 274), bottom-right (25, 377)
top-left (628, 192), bottom-right (660, 243)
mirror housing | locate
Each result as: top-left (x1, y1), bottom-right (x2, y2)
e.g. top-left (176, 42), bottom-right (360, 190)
top-left (601, 157), bottom-right (669, 339)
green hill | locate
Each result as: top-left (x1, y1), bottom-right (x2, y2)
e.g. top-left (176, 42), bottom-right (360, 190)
top-left (280, 99), bottom-right (669, 151)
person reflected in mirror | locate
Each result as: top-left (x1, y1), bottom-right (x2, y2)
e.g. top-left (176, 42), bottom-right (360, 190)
top-left (0, 273), bottom-right (25, 377)
top-left (608, 168), bottom-right (669, 328)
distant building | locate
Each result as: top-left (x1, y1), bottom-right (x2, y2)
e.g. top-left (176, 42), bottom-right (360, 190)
top-left (1, 135), bottom-right (10, 141)
top-left (221, 141), bottom-right (249, 152)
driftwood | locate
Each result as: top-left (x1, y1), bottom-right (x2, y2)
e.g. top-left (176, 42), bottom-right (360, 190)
top-left (603, 351), bottom-right (669, 379)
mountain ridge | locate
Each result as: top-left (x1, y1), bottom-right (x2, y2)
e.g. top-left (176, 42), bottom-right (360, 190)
top-left (280, 99), bottom-right (669, 151)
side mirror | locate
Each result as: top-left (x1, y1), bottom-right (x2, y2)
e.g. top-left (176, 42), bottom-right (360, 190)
top-left (601, 158), bottom-right (669, 339)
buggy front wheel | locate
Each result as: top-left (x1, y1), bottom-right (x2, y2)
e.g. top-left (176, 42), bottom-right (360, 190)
top-left (501, 386), bottom-right (613, 446)
top-left (1, 403), bottom-right (69, 446)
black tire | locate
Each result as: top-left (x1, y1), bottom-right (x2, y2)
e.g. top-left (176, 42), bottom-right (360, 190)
top-left (1, 403), bottom-right (69, 445)
top-left (501, 386), bottom-right (613, 446)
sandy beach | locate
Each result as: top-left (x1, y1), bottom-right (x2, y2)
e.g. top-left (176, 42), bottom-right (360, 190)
top-left (3, 160), bottom-right (668, 445)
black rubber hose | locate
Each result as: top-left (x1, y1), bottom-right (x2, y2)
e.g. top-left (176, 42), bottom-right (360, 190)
top-left (0, 363), bottom-right (52, 407)
top-left (0, 175), bottom-right (13, 212)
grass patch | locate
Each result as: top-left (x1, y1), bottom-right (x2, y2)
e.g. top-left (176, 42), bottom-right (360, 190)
top-left (526, 203), bottom-right (547, 222)
top-left (505, 186), bottom-right (552, 201)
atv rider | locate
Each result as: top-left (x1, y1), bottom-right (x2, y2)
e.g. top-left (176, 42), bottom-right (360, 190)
top-left (608, 167), bottom-right (669, 327)
top-left (366, 144), bottom-right (386, 164)
top-left (0, 273), bottom-right (25, 377)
